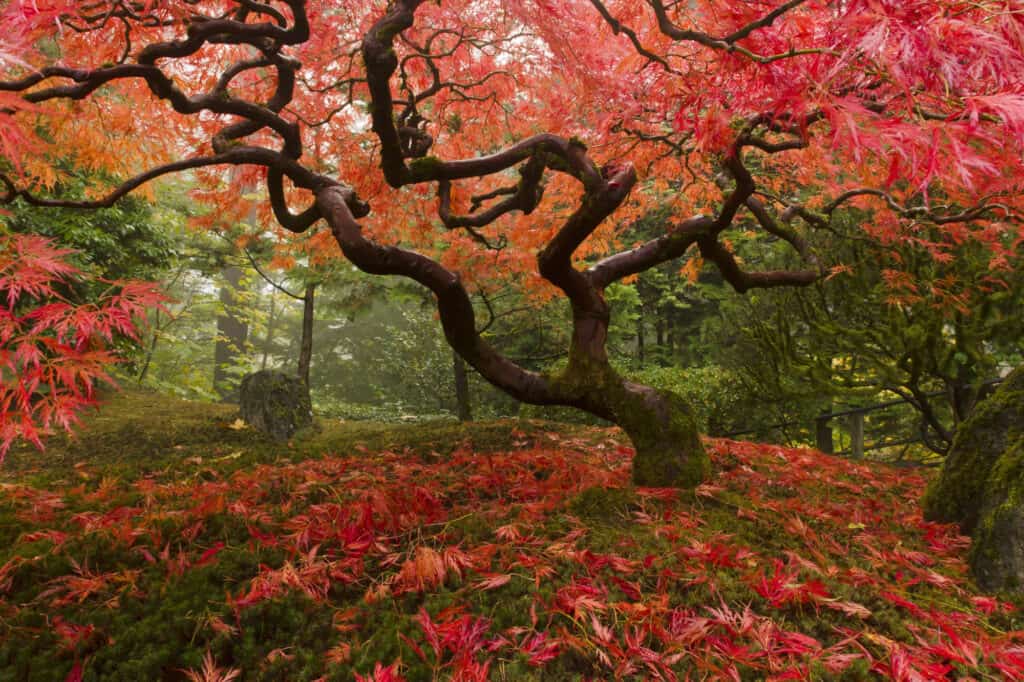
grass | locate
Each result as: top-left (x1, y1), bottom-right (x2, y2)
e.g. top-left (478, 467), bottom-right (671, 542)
top-left (1, 390), bottom-right (1023, 681)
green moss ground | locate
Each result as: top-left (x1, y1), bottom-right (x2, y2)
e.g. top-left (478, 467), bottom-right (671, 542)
top-left (1, 390), bottom-right (1023, 680)
top-left (1, 389), bottom-right (589, 483)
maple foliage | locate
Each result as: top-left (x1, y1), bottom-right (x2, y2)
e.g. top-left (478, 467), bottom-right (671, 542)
top-left (2, 0), bottom-right (1022, 475)
top-left (0, 234), bottom-right (165, 457)
top-left (1, 400), bottom-right (1023, 679)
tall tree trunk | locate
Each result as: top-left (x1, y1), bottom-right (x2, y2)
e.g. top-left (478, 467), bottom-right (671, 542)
top-left (637, 312), bottom-right (645, 363)
top-left (214, 265), bottom-right (248, 402)
top-left (453, 349), bottom-right (472, 421)
top-left (136, 309), bottom-right (160, 384)
top-left (297, 283), bottom-right (315, 387)
top-left (261, 289), bottom-right (278, 371)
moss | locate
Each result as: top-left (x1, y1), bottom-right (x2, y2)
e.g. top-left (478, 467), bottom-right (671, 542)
top-left (919, 366), bottom-right (1024, 591)
top-left (567, 485), bottom-right (637, 523)
top-left (407, 155), bottom-right (444, 182)
top-left (538, 151), bottom-right (573, 174)
top-left (809, 657), bottom-right (872, 680)
top-left (623, 388), bottom-right (709, 488)
top-left (0, 390), bottom-right (603, 484)
top-left (968, 439), bottom-right (1024, 590)
top-left (444, 512), bottom-right (492, 544)
top-left (546, 356), bottom-right (710, 488)
top-left (922, 366), bottom-right (1024, 531)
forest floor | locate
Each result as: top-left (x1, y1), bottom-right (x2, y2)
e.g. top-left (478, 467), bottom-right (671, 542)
top-left (1, 391), bottom-right (1022, 681)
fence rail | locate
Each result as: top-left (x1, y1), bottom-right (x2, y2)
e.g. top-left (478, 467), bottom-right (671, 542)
top-left (724, 378), bottom-right (1004, 460)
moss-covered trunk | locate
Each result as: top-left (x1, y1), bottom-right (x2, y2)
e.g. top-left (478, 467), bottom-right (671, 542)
top-left (923, 366), bottom-right (1024, 532)
top-left (551, 356), bottom-right (710, 488)
top-left (612, 382), bottom-right (709, 488)
top-left (922, 366), bottom-right (1024, 592)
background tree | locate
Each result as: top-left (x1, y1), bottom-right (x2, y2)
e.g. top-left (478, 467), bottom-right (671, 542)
top-left (708, 214), bottom-right (1024, 455)
top-left (4, 174), bottom-right (178, 286)
top-left (2, 0), bottom-right (1023, 485)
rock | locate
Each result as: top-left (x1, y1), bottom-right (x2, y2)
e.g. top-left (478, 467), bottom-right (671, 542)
top-left (923, 366), bottom-right (1024, 591)
top-left (970, 441), bottom-right (1024, 591)
top-left (238, 370), bottom-right (312, 441)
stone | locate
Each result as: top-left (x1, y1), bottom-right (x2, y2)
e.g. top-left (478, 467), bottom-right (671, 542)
top-left (238, 370), bottom-right (312, 441)
top-left (922, 366), bottom-right (1024, 591)
top-left (970, 441), bottom-right (1024, 591)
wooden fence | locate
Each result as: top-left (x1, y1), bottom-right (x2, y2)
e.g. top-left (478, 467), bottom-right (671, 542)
top-left (726, 378), bottom-right (1004, 461)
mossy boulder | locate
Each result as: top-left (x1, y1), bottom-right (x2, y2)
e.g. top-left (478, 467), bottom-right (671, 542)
top-left (239, 370), bottom-right (312, 441)
top-left (922, 366), bottom-right (1024, 591)
top-left (970, 440), bottom-right (1024, 591)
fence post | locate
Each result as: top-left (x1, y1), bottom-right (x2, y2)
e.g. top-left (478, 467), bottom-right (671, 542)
top-left (849, 412), bottom-right (865, 459)
top-left (815, 414), bottom-right (833, 454)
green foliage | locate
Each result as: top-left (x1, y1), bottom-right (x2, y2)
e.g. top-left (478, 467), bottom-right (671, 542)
top-left (520, 361), bottom-right (761, 437)
top-left (607, 208), bottom-right (733, 366)
top-left (706, 214), bottom-right (1024, 455)
top-left (2, 178), bottom-right (178, 284)
top-left (627, 364), bottom-right (752, 436)
top-left (307, 291), bottom-right (521, 420)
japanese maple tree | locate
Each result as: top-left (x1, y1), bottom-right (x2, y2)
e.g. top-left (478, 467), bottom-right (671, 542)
top-left (2, 0), bottom-right (1022, 485)
top-left (0, 233), bottom-right (164, 457)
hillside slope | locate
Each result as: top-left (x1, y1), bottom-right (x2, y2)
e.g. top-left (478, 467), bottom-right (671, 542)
top-left (1, 392), bottom-right (1022, 680)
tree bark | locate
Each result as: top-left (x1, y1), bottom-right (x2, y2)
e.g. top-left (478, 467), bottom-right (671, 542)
top-left (214, 265), bottom-right (248, 402)
top-left (637, 313), bottom-right (645, 363)
top-left (297, 282), bottom-right (315, 387)
top-left (453, 350), bottom-right (472, 421)
top-left (261, 289), bottom-right (277, 371)
top-left (136, 309), bottom-right (160, 384)
top-left (613, 382), bottom-right (708, 487)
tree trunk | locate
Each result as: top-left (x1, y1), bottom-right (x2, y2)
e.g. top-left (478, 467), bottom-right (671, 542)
top-left (136, 309), bottom-right (160, 384)
top-left (923, 366), bottom-right (1024, 592)
top-left (261, 289), bottom-right (277, 371)
top-left (297, 283), bottom-right (315, 387)
top-left (453, 350), bottom-right (472, 421)
top-left (613, 383), bottom-right (707, 487)
top-left (317, 183), bottom-right (710, 489)
top-left (637, 313), bottom-right (645, 363)
top-left (554, 359), bottom-right (709, 487)
top-left (214, 265), bottom-right (249, 402)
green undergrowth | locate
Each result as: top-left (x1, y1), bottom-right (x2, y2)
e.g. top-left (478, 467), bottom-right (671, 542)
top-left (1, 389), bottom-right (590, 483)
top-left (1, 391), bottom-right (1023, 680)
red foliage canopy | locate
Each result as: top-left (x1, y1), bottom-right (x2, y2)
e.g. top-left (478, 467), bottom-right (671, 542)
top-left (0, 234), bottom-right (164, 457)
top-left (1, 0), bottom-right (1022, 460)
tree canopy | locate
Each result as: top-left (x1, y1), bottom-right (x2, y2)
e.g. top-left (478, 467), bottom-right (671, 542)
top-left (2, 0), bottom-right (1023, 482)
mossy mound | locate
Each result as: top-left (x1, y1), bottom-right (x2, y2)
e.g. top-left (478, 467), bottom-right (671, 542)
top-left (567, 485), bottom-right (638, 524)
top-left (922, 366), bottom-right (1024, 591)
top-left (970, 439), bottom-right (1024, 590)
top-left (0, 388), bottom-right (597, 482)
